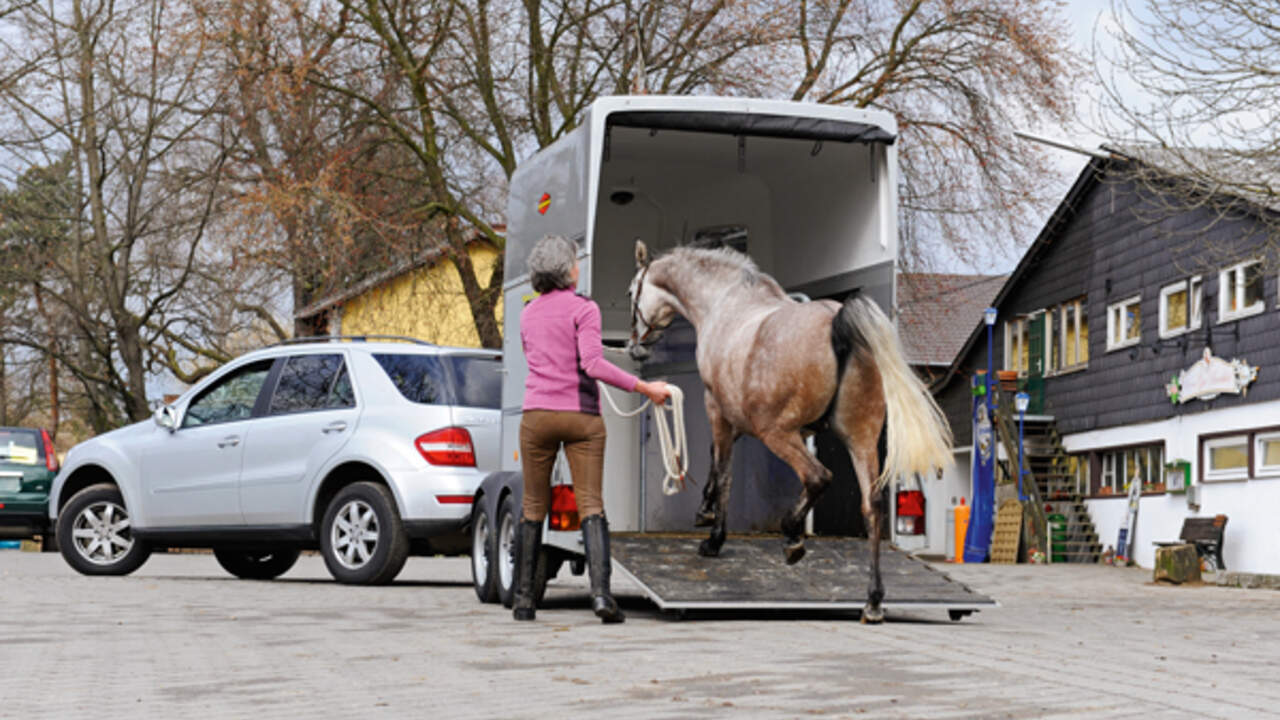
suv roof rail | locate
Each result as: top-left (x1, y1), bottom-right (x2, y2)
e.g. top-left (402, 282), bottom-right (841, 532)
top-left (267, 335), bottom-right (436, 348)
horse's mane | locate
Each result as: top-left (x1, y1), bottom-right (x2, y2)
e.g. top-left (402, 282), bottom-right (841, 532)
top-left (669, 245), bottom-right (759, 281)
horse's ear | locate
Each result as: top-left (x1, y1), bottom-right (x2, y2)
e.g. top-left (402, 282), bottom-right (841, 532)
top-left (635, 239), bottom-right (650, 269)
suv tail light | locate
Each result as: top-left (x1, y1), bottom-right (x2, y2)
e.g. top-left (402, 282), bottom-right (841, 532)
top-left (40, 429), bottom-right (58, 473)
top-left (548, 484), bottom-right (580, 532)
top-left (895, 489), bottom-right (925, 536)
top-left (415, 427), bottom-right (476, 467)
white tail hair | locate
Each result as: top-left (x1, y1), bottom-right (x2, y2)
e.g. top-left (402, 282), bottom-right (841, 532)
top-left (839, 297), bottom-right (954, 491)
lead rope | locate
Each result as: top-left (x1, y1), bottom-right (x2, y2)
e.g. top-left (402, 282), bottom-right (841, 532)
top-left (597, 381), bottom-right (688, 495)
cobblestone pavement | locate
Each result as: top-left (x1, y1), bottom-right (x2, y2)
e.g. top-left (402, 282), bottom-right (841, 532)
top-left (1, 550), bottom-right (1276, 719)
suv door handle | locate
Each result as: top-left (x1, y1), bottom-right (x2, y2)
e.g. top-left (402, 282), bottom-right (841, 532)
top-left (217, 435), bottom-right (240, 449)
top-left (322, 421), bottom-right (348, 434)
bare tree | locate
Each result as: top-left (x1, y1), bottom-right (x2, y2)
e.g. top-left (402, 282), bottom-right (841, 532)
top-left (1095, 0), bottom-right (1280, 267)
top-left (0, 0), bottom-right (274, 427)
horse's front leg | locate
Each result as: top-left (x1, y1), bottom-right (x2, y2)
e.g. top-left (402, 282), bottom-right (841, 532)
top-left (697, 417), bottom-right (736, 557)
top-left (694, 444), bottom-right (720, 528)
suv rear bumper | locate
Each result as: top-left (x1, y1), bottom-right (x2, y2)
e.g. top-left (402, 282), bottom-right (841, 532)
top-left (389, 466), bottom-right (486, 524)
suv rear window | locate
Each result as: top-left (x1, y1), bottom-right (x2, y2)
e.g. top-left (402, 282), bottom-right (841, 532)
top-left (0, 429), bottom-right (41, 466)
top-left (374, 354), bottom-right (501, 409)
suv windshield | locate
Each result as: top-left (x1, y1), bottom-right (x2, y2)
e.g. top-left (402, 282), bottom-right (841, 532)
top-left (374, 354), bottom-right (501, 409)
top-left (0, 429), bottom-right (41, 465)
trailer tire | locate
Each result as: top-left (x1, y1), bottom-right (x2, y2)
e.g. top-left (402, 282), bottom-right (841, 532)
top-left (496, 494), bottom-right (549, 609)
top-left (470, 501), bottom-right (498, 603)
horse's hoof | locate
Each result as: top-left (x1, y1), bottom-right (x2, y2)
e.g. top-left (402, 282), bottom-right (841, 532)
top-left (783, 542), bottom-right (806, 565)
top-left (697, 539), bottom-right (721, 557)
top-left (861, 605), bottom-right (884, 624)
top-left (693, 511), bottom-right (717, 527)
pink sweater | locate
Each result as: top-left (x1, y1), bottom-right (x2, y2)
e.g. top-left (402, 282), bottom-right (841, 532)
top-left (521, 289), bottom-right (639, 414)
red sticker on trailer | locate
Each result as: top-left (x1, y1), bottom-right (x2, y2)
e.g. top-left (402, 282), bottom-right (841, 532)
top-left (538, 193), bottom-right (551, 215)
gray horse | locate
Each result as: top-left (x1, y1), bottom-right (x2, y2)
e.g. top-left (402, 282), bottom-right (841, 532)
top-left (627, 241), bottom-right (953, 623)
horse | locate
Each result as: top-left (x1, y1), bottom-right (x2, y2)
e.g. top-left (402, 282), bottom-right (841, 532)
top-left (626, 240), bottom-right (953, 623)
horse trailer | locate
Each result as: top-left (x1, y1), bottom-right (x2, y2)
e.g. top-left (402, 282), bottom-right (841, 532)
top-left (470, 95), bottom-right (993, 618)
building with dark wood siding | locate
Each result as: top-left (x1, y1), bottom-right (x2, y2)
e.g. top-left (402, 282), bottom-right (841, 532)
top-left (933, 148), bottom-right (1280, 573)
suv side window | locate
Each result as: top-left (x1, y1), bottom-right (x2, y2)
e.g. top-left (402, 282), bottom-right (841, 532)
top-left (269, 354), bottom-right (353, 415)
top-left (183, 360), bottom-right (274, 428)
top-left (444, 356), bottom-right (502, 409)
top-left (374, 354), bottom-right (448, 405)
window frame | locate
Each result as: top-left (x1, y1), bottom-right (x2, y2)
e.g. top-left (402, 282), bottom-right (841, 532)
top-left (1081, 442), bottom-right (1167, 497)
top-left (1003, 317), bottom-right (1029, 374)
top-left (1218, 259), bottom-right (1265, 323)
top-left (1203, 434), bottom-right (1250, 482)
top-left (1254, 432), bottom-right (1280, 478)
top-left (1105, 295), bottom-right (1142, 352)
top-left (1046, 297), bottom-right (1088, 375)
top-left (1158, 276), bottom-right (1203, 339)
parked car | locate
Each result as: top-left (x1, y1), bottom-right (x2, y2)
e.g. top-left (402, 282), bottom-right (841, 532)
top-left (48, 337), bottom-right (501, 584)
top-left (0, 426), bottom-right (60, 550)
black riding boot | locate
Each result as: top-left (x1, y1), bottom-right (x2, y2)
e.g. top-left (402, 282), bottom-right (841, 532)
top-left (512, 519), bottom-right (541, 621)
top-left (582, 514), bottom-right (624, 623)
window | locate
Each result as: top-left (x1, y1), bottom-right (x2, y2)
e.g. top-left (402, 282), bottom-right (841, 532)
top-left (0, 429), bottom-right (41, 466)
top-left (1106, 296), bottom-right (1141, 351)
top-left (1159, 277), bottom-right (1203, 338)
top-left (1218, 260), bottom-right (1264, 322)
top-left (1255, 432), bottom-right (1280, 477)
top-left (1065, 454), bottom-right (1090, 497)
top-left (183, 360), bottom-right (274, 428)
top-left (443, 356), bottom-right (502, 409)
top-left (1094, 443), bottom-right (1164, 495)
top-left (1203, 435), bottom-right (1249, 481)
top-left (1047, 298), bottom-right (1088, 373)
top-left (268, 354), bottom-right (354, 415)
top-left (1004, 317), bottom-right (1029, 373)
top-left (375, 354), bottom-right (450, 405)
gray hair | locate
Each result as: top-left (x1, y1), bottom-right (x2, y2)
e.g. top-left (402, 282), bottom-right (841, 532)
top-left (528, 234), bottom-right (577, 293)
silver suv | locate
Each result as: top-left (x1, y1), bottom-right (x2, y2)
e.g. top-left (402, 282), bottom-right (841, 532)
top-left (48, 337), bottom-right (501, 585)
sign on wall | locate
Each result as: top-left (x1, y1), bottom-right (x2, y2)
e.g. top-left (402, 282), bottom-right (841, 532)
top-left (1166, 348), bottom-right (1258, 404)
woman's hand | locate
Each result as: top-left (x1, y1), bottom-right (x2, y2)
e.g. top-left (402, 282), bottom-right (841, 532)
top-left (637, 380), bottom-right (673, 406)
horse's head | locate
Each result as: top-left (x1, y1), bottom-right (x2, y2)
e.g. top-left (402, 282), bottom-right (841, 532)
top-left (627, 240), bottom-right (676, 361)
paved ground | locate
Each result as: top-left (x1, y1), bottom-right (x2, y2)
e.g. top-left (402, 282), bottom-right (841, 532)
top-left (1, 550), bottom-right (1276, 719)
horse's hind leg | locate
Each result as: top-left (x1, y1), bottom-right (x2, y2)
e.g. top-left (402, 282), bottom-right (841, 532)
top-left (760, 430), bottom-right (833, 565)
top-left (844, 427), bottom-right (886, 624)
top-left (697, 416), bottom-right (736, 557)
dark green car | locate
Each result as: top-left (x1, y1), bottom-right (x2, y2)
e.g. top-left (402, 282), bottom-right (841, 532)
top-left (0, 427), bottom-right (59, 550)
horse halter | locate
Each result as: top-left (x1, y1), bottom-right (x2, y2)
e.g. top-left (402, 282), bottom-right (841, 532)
top-left (630, 264), bottom-right (659, 346)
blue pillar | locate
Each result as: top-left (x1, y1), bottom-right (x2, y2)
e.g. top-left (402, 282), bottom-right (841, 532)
top-left (965, 372), bottom-right (995, 563)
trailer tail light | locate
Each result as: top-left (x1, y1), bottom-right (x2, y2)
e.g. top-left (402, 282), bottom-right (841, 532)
top-left (415, 428), bottom-right (476, 467)
top-left (896, 489), bottom-right (926, 536)
top-left (40, 429), bottom-right (58, 473)
top-left (548, 484), bottom-right (580, 532)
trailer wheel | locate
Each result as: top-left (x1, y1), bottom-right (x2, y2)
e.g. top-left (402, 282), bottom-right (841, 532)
top-left (496, 494), bottom-right (549, 609)
top-left (470, 501), bottom-right (498, 603)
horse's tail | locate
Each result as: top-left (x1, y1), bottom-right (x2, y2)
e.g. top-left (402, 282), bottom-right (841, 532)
top-left (832, 296), bottom-right (953, 492)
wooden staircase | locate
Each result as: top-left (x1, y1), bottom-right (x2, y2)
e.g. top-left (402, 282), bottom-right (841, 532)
top-left (993, 393), bottom-right (1102, 563)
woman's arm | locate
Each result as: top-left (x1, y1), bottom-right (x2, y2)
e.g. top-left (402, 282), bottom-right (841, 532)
top-left (574, 301), bottom-right (641, 391)
top-left (574, 300), bottom-right (672, 405)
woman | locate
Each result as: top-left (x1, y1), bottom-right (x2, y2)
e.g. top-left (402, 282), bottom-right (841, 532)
top-left (514, 235), bottom-right (671, 623)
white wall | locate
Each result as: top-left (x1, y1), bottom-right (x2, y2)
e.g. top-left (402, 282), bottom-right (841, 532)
top-left (1066, 397), bottom-right (1280, 573)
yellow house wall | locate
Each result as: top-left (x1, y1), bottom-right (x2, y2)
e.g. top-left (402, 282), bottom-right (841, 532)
top-left (339, 245), bottom-right (503, 348)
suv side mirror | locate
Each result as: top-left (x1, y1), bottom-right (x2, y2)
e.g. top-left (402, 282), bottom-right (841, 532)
top-left (154, 405), bottom-right (179, 433)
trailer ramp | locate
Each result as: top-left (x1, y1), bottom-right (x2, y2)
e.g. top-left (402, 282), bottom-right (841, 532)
top-left (611, 534), bottom-right (995, 617)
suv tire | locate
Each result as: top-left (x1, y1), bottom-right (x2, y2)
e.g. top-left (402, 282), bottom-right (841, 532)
top-left (57, 483), bottom-right (151, 576)
top-left (214, 546), bottom-right (302, 580)
top-left (320, 481), bottom-right (409, 585)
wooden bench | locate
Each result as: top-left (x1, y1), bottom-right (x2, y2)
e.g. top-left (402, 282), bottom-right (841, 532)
top-left (1154, 515), bottom-right (1228, 571)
